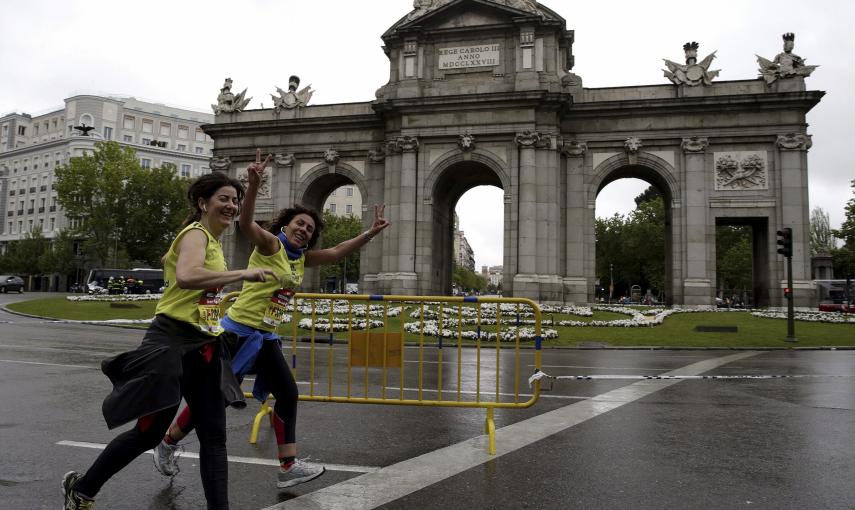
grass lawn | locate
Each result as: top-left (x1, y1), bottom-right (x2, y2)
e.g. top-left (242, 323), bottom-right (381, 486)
top-left (6, 296), bottom-right (853, 348)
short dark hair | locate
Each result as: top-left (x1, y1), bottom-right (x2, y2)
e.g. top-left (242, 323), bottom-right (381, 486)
top-left (181, 171), bottom-right (245, 228)
top-left (266, 204), bottom-right (324, 249)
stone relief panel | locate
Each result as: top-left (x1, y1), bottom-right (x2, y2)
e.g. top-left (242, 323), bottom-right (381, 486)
top-left (236, 165), bottom-right (271, 198)
top-left (209, 155), bottom-right (231, 172)
top-left (714, 152), bottom-right (768, 191)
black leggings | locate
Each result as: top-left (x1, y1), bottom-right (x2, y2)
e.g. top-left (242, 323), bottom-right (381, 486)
top-left (75, 345), bottom-right (229, 509)
top-left (179, 340), bottom-right (299, 444)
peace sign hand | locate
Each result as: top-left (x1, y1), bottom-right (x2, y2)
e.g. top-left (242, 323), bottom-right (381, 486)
top-left (247, 148), bottom-right (272, 187)
top-left (368, 204), bottom-right (390, 236)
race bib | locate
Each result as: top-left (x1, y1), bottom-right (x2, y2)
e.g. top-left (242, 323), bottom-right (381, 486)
top-left (263, 288), bottom-right (294, 327)
top-left (197, 289), bottom-right (223, 334)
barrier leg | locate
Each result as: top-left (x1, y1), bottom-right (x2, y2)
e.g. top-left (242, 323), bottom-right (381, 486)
top-left (249, 400), bottom-right (273, 444)
top-left (485, 407), bottom-right (496, 455)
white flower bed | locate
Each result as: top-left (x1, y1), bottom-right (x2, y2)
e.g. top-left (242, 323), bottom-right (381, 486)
top-left (752, 310), bottom-right (855, 324)
top-left (402, 320), bottom-right (559, 341)
top-left (66, 293), bottom-right (163, 302)
top-left (297, 318), bottom-right (385, 332)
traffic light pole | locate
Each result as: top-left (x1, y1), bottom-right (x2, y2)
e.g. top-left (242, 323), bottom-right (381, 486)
top-left (785, 254), bottom-right (796, 342)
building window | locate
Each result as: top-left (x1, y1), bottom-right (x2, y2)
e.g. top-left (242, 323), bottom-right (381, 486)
top-left (330, 189), bottom-right (337, 196)
top-left (103, 126), bottom-right (113, 140)
top-left (17, 125), bottom-right (26, 135)
top-left (181, 164), bottom-right (191, 177)
top-left (195, 129), bottom-right (205, 142)
top-left (142, 138), bottom-right (151, 146)
top-left (346, 204), bottom-right (353, 215)
top-left (346, 187), bottom-right (353, 197)
top-left (178, 126), bottom-right (189, 139)
top-left (142, 119), bottom-right (153, 133)
top-left (141, 158), bottom-right (151, 169)
top-left (160, 123), bottom-right (171, 137)
top-left (329, 203), bottom-right (336, 213)
top-left (123, 116), bottom-right (135, 130)
top-left (195, 146), bottom-right (204, 154)
top-left (49, 217), bottom-right (55, 231)
top-left (177, 144), bottom-right (186, 152)
top-left (123, 134), bottom-right (133, 143)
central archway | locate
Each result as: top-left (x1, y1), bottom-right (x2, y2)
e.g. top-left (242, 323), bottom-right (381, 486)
top-left (424, 154), bottom-right (507, 295)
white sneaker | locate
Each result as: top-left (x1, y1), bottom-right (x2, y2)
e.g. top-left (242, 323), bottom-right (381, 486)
top-left (277, 458), bottom-right (326, 488)
top-left (153, 440), bottom-right (181, 476)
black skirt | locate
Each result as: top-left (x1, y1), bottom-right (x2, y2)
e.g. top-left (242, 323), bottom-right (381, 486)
top-left (100, 314), bottom-right (246, 429)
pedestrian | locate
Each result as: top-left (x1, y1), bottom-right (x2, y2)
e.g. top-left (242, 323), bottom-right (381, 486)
top-left (62, 172), bottom-right (277, 510)
top-left (153, 149), bottom-right (390, 490)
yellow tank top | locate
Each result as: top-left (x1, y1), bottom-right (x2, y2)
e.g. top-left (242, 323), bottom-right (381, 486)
top-left (155, 222), bottom-right (227, 335)
top-left (226, 238), bottom-right (305, 332)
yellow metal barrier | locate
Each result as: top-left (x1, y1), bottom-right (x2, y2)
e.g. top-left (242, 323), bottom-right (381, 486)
top-left (220, 292), bottom-right (543, 454)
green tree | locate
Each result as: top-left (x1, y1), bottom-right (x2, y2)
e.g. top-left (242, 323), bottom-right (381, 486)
top-left (3, 228), bottom-right (50, 276)
top-left (810, 207), bottom-right (835, 255)
top-left (716, 225), bottom-right (753, 291)
top-left (832, 179), bottom-right (855, 277)
top-left (318, 210), bottom-right (362, 290)
top-left (54, 141), bottom-right (139, 266)
top-left (38, 229), bottom-right (79, 277)
top-left (452, 264), bottom-right (486, 293)
top-left (122, 163), bottom-right (189, 266)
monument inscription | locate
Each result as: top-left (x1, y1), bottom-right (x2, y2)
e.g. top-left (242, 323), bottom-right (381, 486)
top-left (438, 44), bottom-right (500, 69)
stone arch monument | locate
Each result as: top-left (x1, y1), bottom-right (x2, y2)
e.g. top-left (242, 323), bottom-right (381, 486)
top-left (205, 0), bottom-right (823, 307)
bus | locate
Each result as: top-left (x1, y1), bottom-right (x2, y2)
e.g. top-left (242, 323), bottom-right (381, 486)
top-left (86, 268), bottom-right (164, 295)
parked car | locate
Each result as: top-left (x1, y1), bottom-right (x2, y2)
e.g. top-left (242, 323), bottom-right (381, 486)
top-left (0, 275), bottom-right (24, 293)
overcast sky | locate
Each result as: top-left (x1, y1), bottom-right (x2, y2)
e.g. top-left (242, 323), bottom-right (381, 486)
top-left (2, 0), bottom-right (851, 269)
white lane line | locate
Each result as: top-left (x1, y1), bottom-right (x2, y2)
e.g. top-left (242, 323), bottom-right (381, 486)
top-left (382, 385), bottom-right (589, 401)
top-left (0, 358), bottom-right (96, 369)
top-left (263, 351), bottom-right (760, 510)
top-left (55, 440), bottom-right (378, 474)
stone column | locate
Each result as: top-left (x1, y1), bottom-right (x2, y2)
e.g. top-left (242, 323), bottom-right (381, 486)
top-left (514, 131), bottom-right (539, 279)
top-left (361, 146), bottom-right (387, 295)
top-left (776, 133), bottom-right (814, 308)
top-left (393, 135), bottom-right (419, 294)
top-left (681, 136), bottom-right (713, 306)
top-left (561, 139), bottom-right (588, 303)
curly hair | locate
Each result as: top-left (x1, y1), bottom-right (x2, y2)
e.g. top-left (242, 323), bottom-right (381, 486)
top-left (266, 204), bottom-right (325, 249)
top-left (180, 171), bottom-right (245, 228)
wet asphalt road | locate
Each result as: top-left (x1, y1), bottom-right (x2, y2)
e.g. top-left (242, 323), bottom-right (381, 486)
top-left (1, 293), bottom-right (854, 509)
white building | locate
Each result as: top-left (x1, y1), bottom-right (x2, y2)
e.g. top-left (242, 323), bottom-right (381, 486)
top-left (323, 184), bottom-right (362, 217)
top-left (0, 94), bottom-right (215, 247)
top-left (481, 265), bottom-right (503, 287)
top-left (452, 213), bottom-right (475, 271)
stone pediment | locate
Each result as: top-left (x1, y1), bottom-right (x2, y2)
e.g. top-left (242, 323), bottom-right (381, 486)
top-left (384, 0), bottom-right (563, 39)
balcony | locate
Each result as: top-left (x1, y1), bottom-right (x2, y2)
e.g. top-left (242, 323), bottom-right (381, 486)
top-left (29, 187), bottom-right (36, 193)
top-left (40, 185), bottom-right (47, 191)
top-left (16, 210), bottom-right (23, 215)
top-left (9, 190), bottom-right (14, 196)
top-left (27, 208), bottom-right (34, 214)
top-left (18, 189), bottom-right (24, 195)
top-left (38, 207), bottom-right (45, 213)
top-left (49, 206), bottom-right (56, 212)
top-left (6, 211), bottom-right (12, 217)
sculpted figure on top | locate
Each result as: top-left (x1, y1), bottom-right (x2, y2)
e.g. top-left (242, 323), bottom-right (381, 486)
top-left (757, 33), bottom-right (818, 84)
top-left (212, 78), bottom-right (251, 114)
top-left (663, 42), bottom-right (720, 86)
top-left (272, 75), bottom-right (315, 113)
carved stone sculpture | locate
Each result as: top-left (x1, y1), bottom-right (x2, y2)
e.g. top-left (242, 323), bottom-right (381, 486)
top-left (237, 166), bottom-right (271, 198)
top-left (559, 139), bottom-right (587, 157)
top-left (776, 133), bottom-right (812, 151)
top-left (272, 75), bottom-right (315, 112)
top-left (209, 155), bottom-right (231, 172)
top-left (514, 130), bottom-right (541, 147)
top-left (715, 153), bottom-right (767, 190)
top-left (323, 149), bottom-right (340, 165)
top-left (212, 78), bottom-right (251, 114)
top-left (458, 133), bottom-right (476, 152)
top-left (663, 42), bottom-right (720, 86)
top-left (274, 153), bottom-right (295, 167)
top-left (624, 136), bottom-right (643, 154)
top-left (368, 146), bottom-right (386, 163)
top-left (681, 136), bottom-right (708, 153)
top-left (757, 33), bottom-right (818, 84)
top-left (396, 136), bottom-right (420, 152)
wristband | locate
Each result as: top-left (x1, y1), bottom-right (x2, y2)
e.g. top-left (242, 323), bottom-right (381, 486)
top-left (362, 230), bottom-right (375, 242)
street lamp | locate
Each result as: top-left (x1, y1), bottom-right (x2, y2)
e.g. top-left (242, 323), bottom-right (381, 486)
top-left (609, 263), bottom-right (614, 304)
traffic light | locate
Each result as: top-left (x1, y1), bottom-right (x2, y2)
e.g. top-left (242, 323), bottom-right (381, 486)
top-left (784, 287), bottom-right (791, 299)
top-left (776, 228), bottom-right (792, 257)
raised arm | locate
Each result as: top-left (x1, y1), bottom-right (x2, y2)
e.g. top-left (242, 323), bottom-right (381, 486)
top-left (239, 149), bottom-right (280, 256)
top-left (175, 229), bottom-right (275, 289)
top-left (305, 204), bottom-right (390, 267)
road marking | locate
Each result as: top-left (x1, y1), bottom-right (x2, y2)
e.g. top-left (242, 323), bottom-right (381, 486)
top-left (55, 440), bottom-right (379, 474)
top-left (0, 358), bottom-right (96, 370)
top-left (263, 351), bottom-right (760, 510)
